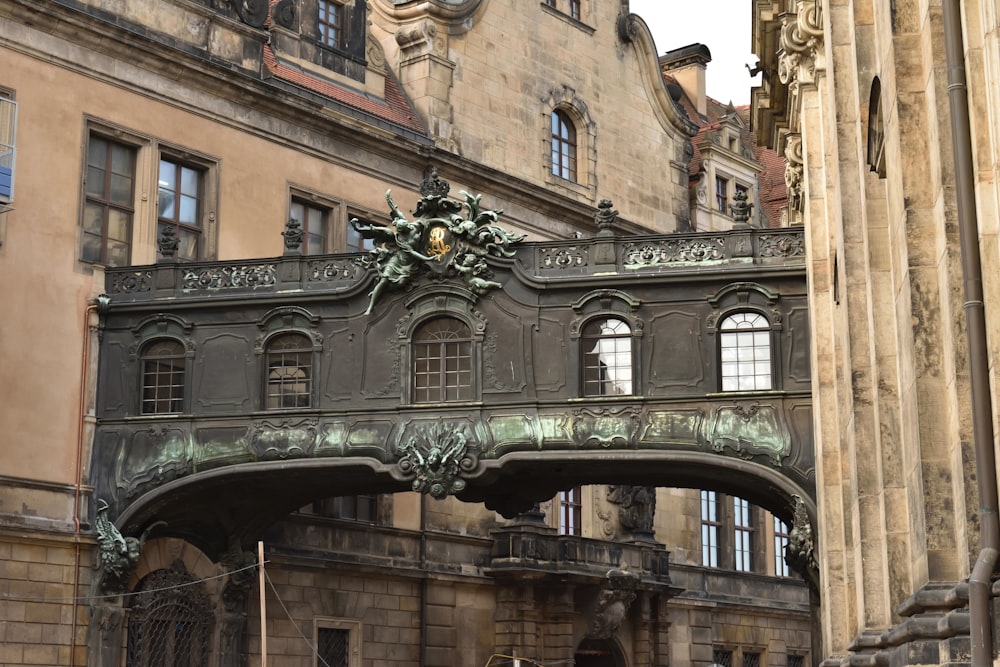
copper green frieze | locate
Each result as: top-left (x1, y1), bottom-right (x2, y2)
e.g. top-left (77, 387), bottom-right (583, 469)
top-left (396, 422), bottom-right (479, 499)
top-left (351, 168), bottom-right (525, 315)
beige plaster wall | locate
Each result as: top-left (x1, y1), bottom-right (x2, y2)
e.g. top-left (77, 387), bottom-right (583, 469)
top-left (373, 0), bottom-right (692, 233)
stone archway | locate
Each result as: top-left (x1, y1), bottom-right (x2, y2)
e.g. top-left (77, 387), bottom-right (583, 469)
top-left (574, 637), bottom-right (627, 667)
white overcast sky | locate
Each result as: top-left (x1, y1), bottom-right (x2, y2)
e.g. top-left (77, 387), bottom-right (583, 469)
top-left (628, 0), bottom-right (761, 105)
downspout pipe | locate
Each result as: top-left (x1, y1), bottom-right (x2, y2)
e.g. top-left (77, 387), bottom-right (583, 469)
top-left (941, 2), bottom-right (1000, 664)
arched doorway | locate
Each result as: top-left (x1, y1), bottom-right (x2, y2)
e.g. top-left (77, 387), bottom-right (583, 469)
top-left (574, 638), bottom-right (627, 667)
top-left (126, 560), bottom-right (212, 667)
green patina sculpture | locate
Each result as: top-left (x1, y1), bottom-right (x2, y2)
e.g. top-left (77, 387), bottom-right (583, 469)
top-left (396, 422), bottom-right (478, 499)
top-left (785, 494), bottom-right (819, 591)
top-left (351, 169), bottom-right (525, 315)
top-left (95, 499), bottom-right (165, 594)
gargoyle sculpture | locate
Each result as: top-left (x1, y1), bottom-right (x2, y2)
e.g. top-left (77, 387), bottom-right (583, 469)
top-left (95, 499), bottom-right (165, 594)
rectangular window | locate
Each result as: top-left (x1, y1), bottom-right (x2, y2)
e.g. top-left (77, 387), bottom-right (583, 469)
top-left (700, 490), bottom-right (720, 567)
top-left (774, 516), bottom-right (790, 576)
top-left (346, 214), bottom-right (377, 253)
top-left (559, 487), bottom-right (582, 536)
top-left (157, 157), bottom-right (204, 261)
top-left (290, 198), bottom-right (329, 255)
top-left (314, 619), bottom-right (360, 667)
top-left (733, 497), bottom-right (754, 572)
top-left (568, 0), bottom-right (580, 19)
top-left (743, 652), bottom-right (762, 667)
top-left (0, 94), bottom-right (16, 204)
top-left (82, 134), bottom-right (136, 266)
top-left (715, 176), bottom-right (729, 213)
top-left (314, 495), bottom-right (377, 523)
top-left (787, 655), bottom-right (804, 667)
top-left (141, 340), bottom-right (186, 414)
top-left (318, 0), bottom-right (345, 49)
top-left (713, 649), bottom-right (734, 667)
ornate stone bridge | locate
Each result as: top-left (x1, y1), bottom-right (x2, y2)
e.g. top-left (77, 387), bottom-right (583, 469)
top-left (93, 187), bottom-right (812, 575)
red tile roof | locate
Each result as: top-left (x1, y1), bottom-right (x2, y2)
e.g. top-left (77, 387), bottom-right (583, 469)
top-left (262, 45), bottom-right (427, 135)
top-left (665, 74), bottom-right (787, 227)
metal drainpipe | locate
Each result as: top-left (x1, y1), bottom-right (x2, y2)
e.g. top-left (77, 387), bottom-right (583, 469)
top-left (419, 494), bottom-right (428, 666)
top-left (941, 2), bottom-right (1000, 664)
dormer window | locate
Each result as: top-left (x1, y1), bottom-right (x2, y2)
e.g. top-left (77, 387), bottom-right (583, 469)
top-left (317, 0), bottom-right (345, 49)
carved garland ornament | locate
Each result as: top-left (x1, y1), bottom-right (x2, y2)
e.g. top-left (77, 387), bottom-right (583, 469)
top-left (182, 264), bottom-right (276, 290)
top-left (396, 423), bottom-right (480, 499)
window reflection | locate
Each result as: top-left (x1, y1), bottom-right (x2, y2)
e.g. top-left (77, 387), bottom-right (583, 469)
top-left (582, 318), bottom-right (632, 396)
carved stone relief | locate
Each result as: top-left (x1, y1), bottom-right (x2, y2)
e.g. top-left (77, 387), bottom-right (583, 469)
top-left (250, 418), bottom-right (318, 460)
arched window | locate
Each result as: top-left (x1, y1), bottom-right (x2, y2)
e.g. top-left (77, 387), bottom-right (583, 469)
top-left (266, 333), bottom-right (313, 409)
top-left (867, 77), bottom-right (886, 178)
top-left (551, 109), bottom-right (578, 182)
top-left (413, 317), bottom-right (473, 402)
top-left (719, 312), bottom-right (772, 391)
top-left (141, 339), bottom-right (185, 414)
top-left (127, 564), bottom-right (211, 667)
top-left (582, 318), bottom-right (633, 396)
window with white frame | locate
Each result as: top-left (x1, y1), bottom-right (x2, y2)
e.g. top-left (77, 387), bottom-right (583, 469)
top-left (733, 496), bottom-right (754, 572)
top-left (266, 333), bottom-right (313, 409)
top-left (140, 339), bottom-right (186, 415)
top-left (774, 516), bottom-right (790, 577)
top-left (559, 487), bottom-right (582, 536)
top-left (581, 318), bottom-right (633, 396)
top-left (700, 490), bottom-right (720, 567)
top-left (0, 90), bottom-right (16, 205)
top-left (412, 317), bottom-right (473, 403)
top-left (551, 109), bottom-right (578, 182)
top-left (719, 312), bottom-right (772, 391)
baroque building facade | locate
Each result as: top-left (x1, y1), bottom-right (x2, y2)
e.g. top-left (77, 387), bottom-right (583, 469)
top-left (0, 1), bottom-right (813, 667)
top-left (752, 0), bottom-right (1000, 665)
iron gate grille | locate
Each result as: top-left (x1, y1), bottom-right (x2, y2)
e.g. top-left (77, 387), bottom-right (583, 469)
top-left (713, 649), bottom-right (734, 667)
top-left (317, 627), bottom-right (349, 667)
top-left (127, 563), bottom-right (211, 667)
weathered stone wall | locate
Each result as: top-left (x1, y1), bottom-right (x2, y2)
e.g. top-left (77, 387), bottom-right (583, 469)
top-left (371, 0), bottom-right (693, 233)
top-left (0, 533), bottom-right (92, 667)
top-left (753, 0), bottom-right (1000, 661)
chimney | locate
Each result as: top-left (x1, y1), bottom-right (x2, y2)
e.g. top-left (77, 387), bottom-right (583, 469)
top-left (660, 43), bottom-right (712, 117)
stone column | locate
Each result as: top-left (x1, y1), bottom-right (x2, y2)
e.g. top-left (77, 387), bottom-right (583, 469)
top-left (86, 600), bottom-right (125, 667)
